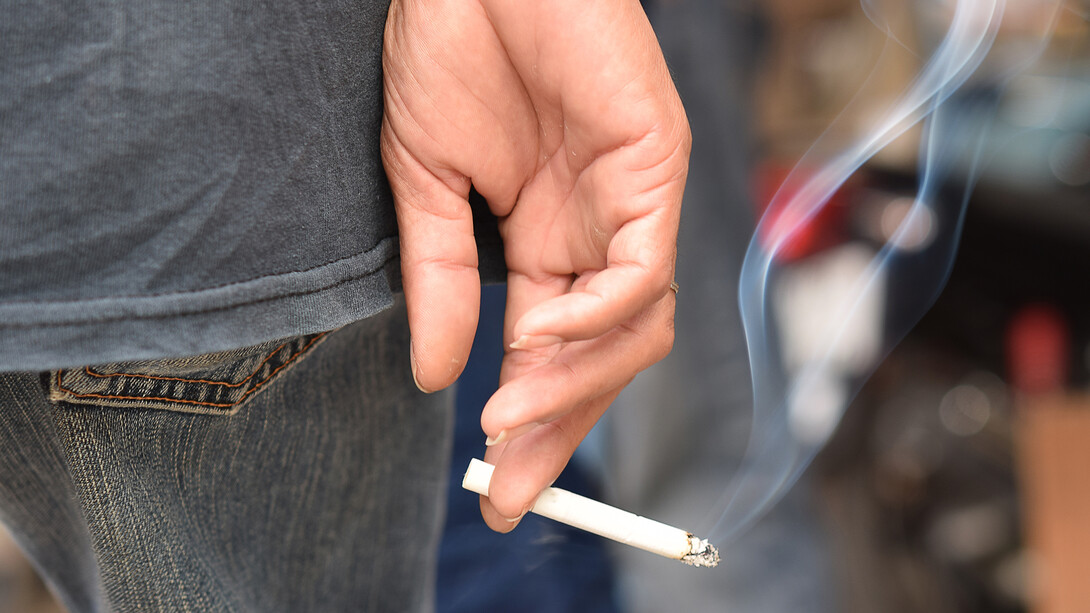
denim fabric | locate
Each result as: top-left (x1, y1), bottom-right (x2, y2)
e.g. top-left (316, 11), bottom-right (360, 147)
top-left (0, 299), bottom-right (453, 612)
top-left (50, 332), bottom-right (331, 416)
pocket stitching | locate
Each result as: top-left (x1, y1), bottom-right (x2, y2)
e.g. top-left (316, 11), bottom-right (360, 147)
top-left (82, 339), bottom-right (292, 388)
top-left (55, 332), bottom-right (328, 409)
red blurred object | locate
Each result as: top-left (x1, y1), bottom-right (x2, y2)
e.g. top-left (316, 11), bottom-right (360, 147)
top-left (1006, 303), bottom-right (1070, 395)
top-left (753, 162), bottom-right (855, 261)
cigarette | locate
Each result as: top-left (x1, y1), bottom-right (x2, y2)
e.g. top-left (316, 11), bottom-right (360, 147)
top-left (462, 459), bottom-right (720, 568)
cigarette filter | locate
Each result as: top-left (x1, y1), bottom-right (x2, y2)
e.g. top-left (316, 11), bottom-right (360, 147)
top-left (463, 459), bottom-right (719, 567)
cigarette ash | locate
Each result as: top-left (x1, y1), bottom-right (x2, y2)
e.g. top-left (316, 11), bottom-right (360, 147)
top-left (681, 535), bottom-right (720, 568)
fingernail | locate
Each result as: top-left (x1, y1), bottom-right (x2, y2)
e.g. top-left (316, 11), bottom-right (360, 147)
top-left (504, 510), bottom-right (529, 523)
top-left (509, 334), bottom-right (563, 350)
top-left (410, 340), bottom-right (431, 393)
top-left (485, 423), bottom-right (537, 447)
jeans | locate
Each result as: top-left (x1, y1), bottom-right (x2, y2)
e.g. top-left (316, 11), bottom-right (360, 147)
top-left (0, 299), bottom-right (453, 612)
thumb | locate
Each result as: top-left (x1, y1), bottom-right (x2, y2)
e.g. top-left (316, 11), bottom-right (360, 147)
top-left (381, 121), bottom-right (480, 393)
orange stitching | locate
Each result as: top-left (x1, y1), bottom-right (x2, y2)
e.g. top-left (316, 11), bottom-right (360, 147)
top-left (56, 333), bottom-right (327, 409)
top-left (83, 340), bottom-right (293, 387)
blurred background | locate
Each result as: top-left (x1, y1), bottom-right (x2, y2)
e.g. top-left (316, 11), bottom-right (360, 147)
top-left (752, 1), bottom-right (1090, 611)
top-left (5, 0), bottom-right (1090, 612)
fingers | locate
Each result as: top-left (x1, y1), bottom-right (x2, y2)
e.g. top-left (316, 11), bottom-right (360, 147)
top-left (505, 132), bottom-right (687, 348)
top-left (381, 120), bottom-right (480, 393)
top-left (475, 287), bottom-right (675, 532)
top-left (481, 290), bottom-right (676, 443)
top-left (478, 387), bottom-right (621, 531)
top-left (509, 238), bottom-right (673, 347)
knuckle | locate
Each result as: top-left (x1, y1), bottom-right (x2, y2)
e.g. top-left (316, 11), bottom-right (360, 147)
top-left (652, 319), bottom-right (674, 363)
top-left (645, 302), bottom-right (675, 365)
top-left (649, 266), bottom-right (674, 296)
top-left (680, 113), bottom-right (693, 155)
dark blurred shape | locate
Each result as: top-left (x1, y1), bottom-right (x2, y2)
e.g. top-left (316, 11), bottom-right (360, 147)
top-left (436, 284), bottom-right (620, 613)
top-left (599, 1), bottom-right (839, 612)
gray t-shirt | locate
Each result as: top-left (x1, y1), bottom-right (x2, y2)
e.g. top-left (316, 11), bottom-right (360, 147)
top-left (0, 0), bottom-right (502, 371)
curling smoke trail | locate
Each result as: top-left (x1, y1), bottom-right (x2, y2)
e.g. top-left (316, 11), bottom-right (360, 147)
top-left (710, 0), bottom-right (1065, 543)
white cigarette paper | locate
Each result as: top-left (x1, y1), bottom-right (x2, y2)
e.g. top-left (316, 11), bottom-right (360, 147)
top-left (462, 459), bottom-right (719, 568)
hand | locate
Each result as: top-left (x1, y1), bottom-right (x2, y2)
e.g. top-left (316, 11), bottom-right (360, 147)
top-left (381, 0), bottom-right (689, 531)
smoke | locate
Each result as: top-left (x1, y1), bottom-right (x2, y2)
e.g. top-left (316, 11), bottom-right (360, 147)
top-left (710, 0), bottom-right (1066, 543)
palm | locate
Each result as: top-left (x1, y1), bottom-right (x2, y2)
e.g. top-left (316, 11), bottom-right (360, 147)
top-left (382, 0), bottom-right (688, 530)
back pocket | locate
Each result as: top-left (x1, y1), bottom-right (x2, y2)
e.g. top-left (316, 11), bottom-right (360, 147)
top-left (49, 332), bottom-right (329, 416)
